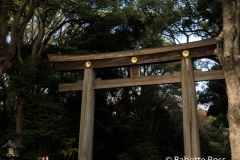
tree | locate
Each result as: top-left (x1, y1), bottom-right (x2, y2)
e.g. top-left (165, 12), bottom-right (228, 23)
top-left (0, 0), bottom-right (11, 75)
top-left (138, 0), bottom-right (219, 43)
top-left (0, 0), bottom-right (94, 136)
top-left (214, 1), bottom-right (240, 159)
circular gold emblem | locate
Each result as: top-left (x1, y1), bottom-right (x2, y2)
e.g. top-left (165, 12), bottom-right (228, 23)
top-left (182, 50), bottom-right (189, 57)
top-left (85, 61), bottom-right (91, 67)
top-left (131, 57), bottom-right (137, 63)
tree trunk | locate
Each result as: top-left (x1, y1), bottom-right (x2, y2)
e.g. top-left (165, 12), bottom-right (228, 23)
top-left (215, 1), bottom-right (240, 159)
top-left (0, 0), bottom-right (11, 77)
top-left (225, 71), bottom-right (240, 160)
top-left (16, 98), bottom-right (25, 133)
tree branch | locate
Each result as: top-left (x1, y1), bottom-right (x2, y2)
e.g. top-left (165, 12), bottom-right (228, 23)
top-left (221, 0), bottom-right (235, 71)
top-left (234, 1), bottom-right (240, 57)
top-left (9, 0), bottom-right (29, 59)
top-left (38, 19), bottom-right (87, 56)
top-left (0, 0), bottom-right (9, 56)
top-left (32, 3), bottom-right (47, 56)
top-left (18, 1), bottom-right (39, 43)
top-left (17, 42), bottom-right (23, 64)
top-left (215, 31), bottom-right (224, 65)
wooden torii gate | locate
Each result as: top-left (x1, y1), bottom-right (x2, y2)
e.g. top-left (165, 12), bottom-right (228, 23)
top-left (48, 39), bottom-right (224, 160)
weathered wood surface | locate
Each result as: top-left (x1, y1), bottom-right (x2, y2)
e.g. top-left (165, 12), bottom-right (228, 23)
top-left (78, 68), bottom-right (95, 160)
top-left (130, 65), bottom-right (140, 78)
top-left (181, 58), bottom-right (201, 158)
top-left (48, 39), bottom-right (216, 62)
top-left (58, 70), bottom-right (224, 91)
top-left (52, 45), bottom-right (216, 70)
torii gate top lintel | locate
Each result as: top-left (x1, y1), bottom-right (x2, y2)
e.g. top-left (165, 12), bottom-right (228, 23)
top-left (48, 38), bottom-right (217, 71)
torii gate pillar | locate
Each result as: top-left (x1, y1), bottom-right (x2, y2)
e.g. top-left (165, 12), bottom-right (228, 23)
top-left (181, 57), bottom-right (201, 158)
top-left (78, 68), bottom-right (95, 160)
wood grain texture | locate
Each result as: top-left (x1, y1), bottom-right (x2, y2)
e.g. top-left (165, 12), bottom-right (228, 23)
top-left (130, 65), bottom-right (140, 77)
top-left (181, 58), bottom-right (201, 158)
top-left (78, 68), bottom-right (95, 160)
top-left (58, 70), bottom-right (224, 91)
top-left (48, 39), bottom-right (216, 62)
top-left (53, 45), bottom-right (216, 71)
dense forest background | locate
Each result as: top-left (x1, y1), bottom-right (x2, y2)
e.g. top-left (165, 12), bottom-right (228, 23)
top-left (0, 0), bottom-right (230, 160)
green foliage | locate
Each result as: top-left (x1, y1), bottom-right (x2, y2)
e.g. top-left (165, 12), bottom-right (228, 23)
top-left (198, 65), bottom-right (228, 127)
top-left (196, 0), bottom-right (222, 37)
top-left (2, 55), bottom-right (68, 159)
top-left (199, 115), bottom-right (230, 159)
top-left (129, 141), bottom-right (161, 160)
top-left (197, 63), bottom-right (230, 159)
top-left (60, 138), bottom-right (78, 158)
top-left (118, 152), bottom-right (132, 160)
top-left (23, 95), bottom-right (66, 138)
